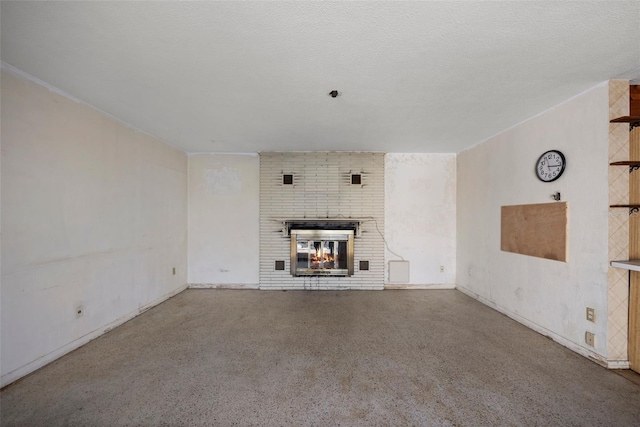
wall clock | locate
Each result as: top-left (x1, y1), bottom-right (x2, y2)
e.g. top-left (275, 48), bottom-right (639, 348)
top-left (535, 150), bottom-right (566, 182)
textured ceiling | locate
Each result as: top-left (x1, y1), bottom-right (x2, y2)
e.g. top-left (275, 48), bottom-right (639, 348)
top-left (1, 1), bottom-right (639, 153)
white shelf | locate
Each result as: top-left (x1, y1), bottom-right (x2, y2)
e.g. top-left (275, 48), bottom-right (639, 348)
top-left (610, 260), bottom-right (640, 272)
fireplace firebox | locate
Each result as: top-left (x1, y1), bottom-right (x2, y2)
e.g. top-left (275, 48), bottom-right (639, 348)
top-left (290, 229), bottom-right (354, 276)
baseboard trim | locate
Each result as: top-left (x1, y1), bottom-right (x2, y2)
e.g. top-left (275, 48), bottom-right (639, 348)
top-left (455, 285), bottom-right (609, 368)
top-left (607, 360), bottom-right (630, 369)
top-left (384, 283), bottom-right (456, 290)
top-left (1, 285), bottom-right (188, 389)
top-left (259, 286), bottom-right (384, 291)
top-left (189, 283), bottom-right (259, 289)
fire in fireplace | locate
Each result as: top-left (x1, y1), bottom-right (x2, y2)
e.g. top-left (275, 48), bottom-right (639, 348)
top-left (290, 229), bottom-right (354, 276)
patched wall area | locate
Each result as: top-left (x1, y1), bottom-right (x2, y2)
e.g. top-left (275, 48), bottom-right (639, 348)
top-left (188, 154), bottom-right (260, 287)
top-left (259, 152), bottom-right (384, 289)
top-left (385, 154), bottom-right (456, 287)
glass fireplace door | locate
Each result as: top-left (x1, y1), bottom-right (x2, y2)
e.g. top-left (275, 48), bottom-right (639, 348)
top-left (291, 230), bottom-right (354, 276)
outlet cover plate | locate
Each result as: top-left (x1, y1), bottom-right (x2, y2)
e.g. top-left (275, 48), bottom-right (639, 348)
top-left (585, 331), bottom-right (595, 347)
top-left (586, 307), bottom-right (595, 322)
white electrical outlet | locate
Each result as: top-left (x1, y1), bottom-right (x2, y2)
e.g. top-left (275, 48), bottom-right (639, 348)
top-left (75, 304), bottom-right (84, 318)
top-left (585, 332), bottom-right (595, 347)
top-left (172, 267), bottom-right (176, 275)
top-left (586, 307), bottom-right (595, 322)
top-left (440, 265), bottom-right (444, 273)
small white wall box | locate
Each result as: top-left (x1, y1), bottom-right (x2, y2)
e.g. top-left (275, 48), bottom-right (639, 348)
top-left (388, 260), bottom-right (410, 283)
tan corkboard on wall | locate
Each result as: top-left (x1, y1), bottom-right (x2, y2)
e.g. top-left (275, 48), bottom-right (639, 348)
top-left (501, 202), bottom-right (568, 262)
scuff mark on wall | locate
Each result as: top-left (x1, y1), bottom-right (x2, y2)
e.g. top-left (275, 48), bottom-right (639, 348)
top-left (204, 166), bottom-right (242, 195)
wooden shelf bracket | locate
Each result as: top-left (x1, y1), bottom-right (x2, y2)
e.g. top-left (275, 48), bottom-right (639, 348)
top-left (610, 116), bottom-right (640, 124)
top-left (610, 205), bottom-right (640, 215)
top-left (609, 161), bottom-right (640, 173)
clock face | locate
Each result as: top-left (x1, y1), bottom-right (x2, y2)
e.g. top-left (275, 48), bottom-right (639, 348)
top-left (535, 150), bottom-right (566, 182)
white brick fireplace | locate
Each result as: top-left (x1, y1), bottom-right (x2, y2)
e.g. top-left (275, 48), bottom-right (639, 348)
top-left (259, 152), bottom-right (385, 290)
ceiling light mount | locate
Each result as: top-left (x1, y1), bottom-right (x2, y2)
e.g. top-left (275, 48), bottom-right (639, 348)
top-left (328, 90), bottom-right (340, 98)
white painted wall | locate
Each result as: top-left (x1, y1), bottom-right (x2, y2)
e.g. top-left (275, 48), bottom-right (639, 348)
top-left (385, 154), bottom-right (456, 287)
top-left (1, 70), bottom-right (188, 387)
top-left (456, 83), bottom-right (610, 361)
top-left (188, 154), bottom-right (260, 286)
top-left (189, 153), bottom-right (458, 289)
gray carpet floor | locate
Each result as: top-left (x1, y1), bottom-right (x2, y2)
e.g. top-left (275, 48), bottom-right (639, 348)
top-left (2, 289), bottom-right (639, 426)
